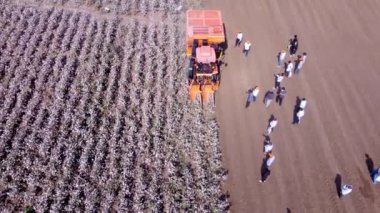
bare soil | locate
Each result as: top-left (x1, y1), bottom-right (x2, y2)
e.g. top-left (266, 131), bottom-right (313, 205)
top-left (204, 0), bottom-right (380, 212)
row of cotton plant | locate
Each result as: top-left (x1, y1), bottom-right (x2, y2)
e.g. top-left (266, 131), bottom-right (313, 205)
top-left (0, 2), bottom-right (229, 212)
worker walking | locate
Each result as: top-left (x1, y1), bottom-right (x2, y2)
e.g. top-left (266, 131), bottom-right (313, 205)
top-left (243, 41), bottom-right (252, 56)
top-left (371, 168), bottom-right (380, 184)
top-left (252, 86), bottom-right (260, 102)
top-left (246, 86), bottom-right (260, 108)
top-left (299, 98), bottom-right (307, 110)
top-left (296, 108), bottom-right (305, 124)
top-left (295, 52), bottom-right (307, 74)
top-left (289, 35), bottom-right (298, 57)
top-left (259, 167), bottom-right (271, 183)
top-left (265, 116), bottom-right (278, 135)
top-left (266, 152), bottom-right (276, 168)
top-left (285, 60), bottom-right (294, 78)
top-left (274, 73), bottom-right (284, 89)
top-left (276, 87), bottom-right (286, 106)
top-left (294, 55), bottom-right (302, 74)
top-left (263, 140), bottom-right (273, 154)
top-left (235, 32), bottom-right (243, 47)
top-left (277, 50), bottom-right (287, 66)
top-left (264, 89), bottom-right (275, 108)
top-left (340, 184), bottom-right (353, 197)
top-left (259, 152), bottom-right (275, 183)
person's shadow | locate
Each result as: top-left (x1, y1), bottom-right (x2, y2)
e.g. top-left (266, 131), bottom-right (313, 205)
top-left (335, 174), bottom-right (342, 198)
top-left (286, 208), bottom-right (291, 213)
top-left (292, 96), bottom-right (301, 124)
top-left (245, 88), bottom-right (253, 108)
top-left (365, 153), bottom-right (374, 174)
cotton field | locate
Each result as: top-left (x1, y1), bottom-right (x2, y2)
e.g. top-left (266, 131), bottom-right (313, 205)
top-left (0, 0), bottom-right (229, 212)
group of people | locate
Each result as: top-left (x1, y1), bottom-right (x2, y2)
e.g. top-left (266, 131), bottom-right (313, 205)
top-left (259, 115), bottom-right (278, 183)
top-left (236, 33), bottom-right (380, 198)
top-left (238, 33), bottom-right (311, 183)
top-left (235, 31), bottom-right (252, 56)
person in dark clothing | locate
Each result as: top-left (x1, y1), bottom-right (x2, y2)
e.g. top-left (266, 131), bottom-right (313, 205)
top-left (289, 35), bottom-right (298, 56)
top-left (276, 87), bottom-right (286, 106)
top-left (294, 55), bottom-right (302, 74)
top-left (260, 167), bottom-right (271, 183)
top-left (274, 73), bottom-right (284, 89)
top-left (263, 90), bottom-right (275, 108)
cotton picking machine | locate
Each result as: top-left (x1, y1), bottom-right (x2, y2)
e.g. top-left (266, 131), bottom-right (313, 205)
top-left (186, 10), bottom-right (226, 107)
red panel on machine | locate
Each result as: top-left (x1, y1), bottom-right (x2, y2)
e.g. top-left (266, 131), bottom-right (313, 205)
top-left (186, 10), bottom-right (223, 36)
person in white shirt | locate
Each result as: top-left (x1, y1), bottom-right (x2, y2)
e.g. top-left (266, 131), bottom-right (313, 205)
top-left (252, 86), bottom-right (260, 101)
top-left (299, 98), bottom-right (307, 109)
top-left (340, 184), bottom-right (353, 197)
top-left (274, 73), bottom-right (284, 88)
top-left (263, 141), bottom-right (273, 154)
top-left (235, 32), bottom-right (243, 47)
top-left (372, 168), bottom-right (380, 184)
top-left (265, 116), bottom-right (278, 135)
top-left (243, 41), bottom-right (251, 56)
top-left (246, 86), bottom-right (260, 108)
top-left (266, 152), bottom-right (275, 168)
top-left (296, 109), bottom-right (305, 124)
top-left (295, 52), bottom-right (307, 73)
top-left (277, 50), bottom-right (287, 66)
top-left (285, 60), bottom-right (294, 77)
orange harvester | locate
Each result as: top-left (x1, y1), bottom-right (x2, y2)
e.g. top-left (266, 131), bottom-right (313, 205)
top-left (186, 10), bottom-right (225, 106)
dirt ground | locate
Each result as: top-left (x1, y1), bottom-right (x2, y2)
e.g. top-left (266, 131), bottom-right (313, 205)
top-left (203, 0), bottom-right (380, 212)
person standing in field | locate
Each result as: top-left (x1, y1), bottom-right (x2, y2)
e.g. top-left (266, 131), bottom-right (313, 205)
top-left (299, 98), bottom-right (307, 110)
top-left (243, 41), bottom-right (252, 56)
top-left (259, 167), bottom-right (271, 183)
top-left (295, 52), bottom-right (307, 74)
top-left (263, 138), bottom-right (273, 154)
top-left (245, 86), bottom-right (260, 108)
top-left (294, 55), bottom-right (302, 74)
top-left (276, 87), bottom-right (286, 106)
top-left (277, 50), bottom-right (286, 66)
top-left (340, 184), bottom-right (353, 197)
top-left (246, 88), bottom-right (254, 108)
top-left (259, 151), bottom-right (275, 183)
top-left (285, 60), bottom-right (294, 78)
top-left (264, 89), bottom-right (275, 108)
top-left (235, 32), bottom-right (243, 47)
top-left (252, 86), bottom-right (260, 102)
top-left (266, 152), bottom-right (276, 168)
top-left (296, 108), bottom-right (305, 124)
top-left (274, 73), bottom-right (284, 89)
top-left (289, 35), bottom-right (298, 57)
top-left (265, 115), bottom-right (278, 135)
